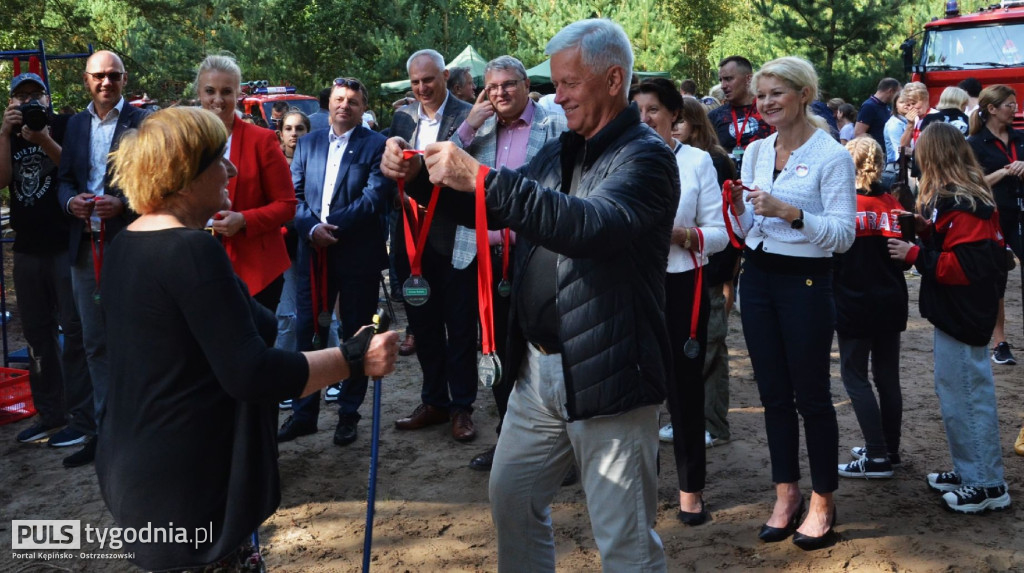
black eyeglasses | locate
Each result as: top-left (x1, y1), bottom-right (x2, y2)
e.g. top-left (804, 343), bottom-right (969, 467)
top-left (334, 77), bottom-right (363, 91)
top-left (485, 80), bottom-right (521, 95)
top-left (85, 71), bottom-right (124, 82)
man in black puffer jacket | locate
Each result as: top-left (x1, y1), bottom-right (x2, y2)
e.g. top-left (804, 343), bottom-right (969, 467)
top-left (382, 18), bottom-right (678, 573)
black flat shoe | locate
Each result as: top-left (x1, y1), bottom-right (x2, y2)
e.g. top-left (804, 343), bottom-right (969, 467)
top-left (792, 508), bottom-right (839, 551)
top-left (677, 498), bottom-right (710, 526)
top-left (758, 498), bottom-right (805, 542)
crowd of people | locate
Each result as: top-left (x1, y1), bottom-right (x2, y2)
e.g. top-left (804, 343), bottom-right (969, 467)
top-left (2, 16), bottom-right (1021, 571)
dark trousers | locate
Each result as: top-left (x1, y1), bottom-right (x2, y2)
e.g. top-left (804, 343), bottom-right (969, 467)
top-left (13, 250), bottom-right (91, 431)
top-left (491, 245), bottom-right (514, 435)
top-left (740, 260), bottom-right (839, 494)
top-left (664, 270), bottom-right (710, 493)
top-left (405, 246), bottom-right (478, 411)
top-left (252, 274), bottom-right (285, 316)
top-left (838, 332), bottom-right (902, 459)
top-left (291, 265), bottom-right (380, 425)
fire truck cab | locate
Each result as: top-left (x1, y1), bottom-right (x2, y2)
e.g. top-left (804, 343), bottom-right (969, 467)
top-left (904, 0), bottom-right (1024, 125)
top-left (238, 81), bottom-right (318, 129)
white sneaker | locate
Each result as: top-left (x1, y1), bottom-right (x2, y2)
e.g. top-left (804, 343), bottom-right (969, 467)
top-left (658, 424), bottom-right (674, 442)
top-left (324, 384), bottom-right (342, 403)
top-left (705, 430), bottom-right (728, 448)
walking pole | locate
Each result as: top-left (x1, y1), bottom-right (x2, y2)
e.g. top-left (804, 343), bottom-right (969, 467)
top-left (379, 272), bottom-right (397, 327)
top-left (363, 309), bottom-right (390, 573)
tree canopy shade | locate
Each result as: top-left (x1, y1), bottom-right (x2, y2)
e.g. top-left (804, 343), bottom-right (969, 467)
top-left (379, 44), bottom-right (489, 94)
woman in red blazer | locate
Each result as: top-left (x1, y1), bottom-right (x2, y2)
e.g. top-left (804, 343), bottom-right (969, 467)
top-left (195, 54), bottom-right (296, 310)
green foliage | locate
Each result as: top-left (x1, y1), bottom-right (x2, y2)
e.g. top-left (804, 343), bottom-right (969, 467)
top-left (0, 0), bottom-right (1010, 122)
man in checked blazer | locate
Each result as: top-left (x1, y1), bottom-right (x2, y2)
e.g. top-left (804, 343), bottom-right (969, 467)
top-left (448, 55), bottom-right (568, 472)
top-left (277, 77), bottom-right (395, 446)
top-left (388, 49), bottom-right (478, 442)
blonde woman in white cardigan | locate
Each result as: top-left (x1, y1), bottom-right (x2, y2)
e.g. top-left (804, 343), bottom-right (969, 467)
top-left (631, 78), bottom-right (727, 527)
top-left (728, 56), bottom-right (856, 550)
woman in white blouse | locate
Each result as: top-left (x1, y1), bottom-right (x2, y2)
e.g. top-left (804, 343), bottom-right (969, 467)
top-left (631, 78), bottom-right (727, 526)
top-left (728, 57), bottom-right (856, 550)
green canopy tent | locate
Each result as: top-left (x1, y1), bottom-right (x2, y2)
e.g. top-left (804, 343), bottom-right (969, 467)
top-left (525, 59), bottom-right (671, 92)
top-left (380, 45), bottom-right (488, 94)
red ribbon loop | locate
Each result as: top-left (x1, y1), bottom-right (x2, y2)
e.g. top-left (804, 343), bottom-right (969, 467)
top-left (397, 178), bottom-right (441, 276)
top-left (722, 181), bottom-right (743, 249)
top-left (685, 228), bottom-right (705, 342)
top-left (475, 166), bottom-right (496, 355)
top-left (90, 221), bottom-right (105, 291)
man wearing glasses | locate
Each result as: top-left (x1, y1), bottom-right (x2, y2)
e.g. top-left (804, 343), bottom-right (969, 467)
top-left (57, 50), bottom-right (148, 468)
top-left (449, 56), bottom-right (568, 473)
top-left (1, 72), bottom-right (91, 460)
top-left (388, 49), bottom-right (478, 443)
top-left (277, 77), bottom-right (395, 446)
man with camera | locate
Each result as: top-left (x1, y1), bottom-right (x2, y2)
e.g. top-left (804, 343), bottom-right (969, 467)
top-left (0, 73), bottom-right (91, 456)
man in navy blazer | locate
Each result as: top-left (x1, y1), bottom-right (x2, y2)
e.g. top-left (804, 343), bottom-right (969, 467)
top-left (387, 49), bottom-right (479, 442)
top-left (277, 77), bottom-right (395, 446)
top-left (56, 50), bottom-right (148, 468)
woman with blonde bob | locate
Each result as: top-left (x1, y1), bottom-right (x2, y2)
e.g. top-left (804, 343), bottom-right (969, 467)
top-left (728, 56), bottom-right (856, 550)
top-left (888, 123), bottom-right (1010, 514)
top-left (94, 107), bottom-right (398, 572)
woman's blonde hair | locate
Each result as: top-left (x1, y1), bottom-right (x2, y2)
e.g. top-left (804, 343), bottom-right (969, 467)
top-left (751, 57), bottom-right (828, 132)
top-left (969, 84), bottom-right (1016, 135)
top-left (936, 86), bottom-right (968, 111)
top-left (195, 54), bottom-right (242, 92)
top-left (901, 82), bottom-right (929, 106)
top-left (845, 137), bottom-right (884, 191)
top-left (915, 122), bottom-right (994, 212)
top-left (111, 107), bottom-right (228, 214)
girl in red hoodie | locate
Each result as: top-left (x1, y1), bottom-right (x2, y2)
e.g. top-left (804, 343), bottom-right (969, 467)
top-left (888, 123), bottom-right (1010, 515)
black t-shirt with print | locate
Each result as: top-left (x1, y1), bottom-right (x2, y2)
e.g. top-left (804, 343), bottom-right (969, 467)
top-left (8, 114), bottom-right (70, 254)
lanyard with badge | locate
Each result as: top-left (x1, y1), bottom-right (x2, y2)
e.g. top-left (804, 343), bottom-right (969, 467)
top-left (731, 105), bottom-right (755, 161)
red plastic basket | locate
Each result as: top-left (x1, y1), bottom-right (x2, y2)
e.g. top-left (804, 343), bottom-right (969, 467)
top-left (0, 367), bottom-right (34, 425)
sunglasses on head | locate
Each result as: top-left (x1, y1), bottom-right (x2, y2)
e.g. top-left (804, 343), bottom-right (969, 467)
top-left (334, 77), bottom-right (363, 91)
top-left (85, 71), bottom-right (124, 82)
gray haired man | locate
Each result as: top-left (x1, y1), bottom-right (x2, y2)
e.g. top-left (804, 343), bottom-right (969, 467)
top-left (382, 19), bottom-right (676, 572)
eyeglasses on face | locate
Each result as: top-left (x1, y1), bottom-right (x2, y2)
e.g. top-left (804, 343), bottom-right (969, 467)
top-left (485, 80), bottom-right (521, 95)
top-left (12, 92), bottom-right (45, 103)
top-left (1001, 101), bottom-right (1019, 110)
top-left (85, 71), bottom-right (124, 82)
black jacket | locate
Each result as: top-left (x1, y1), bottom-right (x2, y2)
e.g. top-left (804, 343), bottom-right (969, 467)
top-left (911, 193), bottom-right (1007, 346)
top-left (407, 103), bottom-right (679, 419)
top-left (833, 185), bottom-right (909, 337)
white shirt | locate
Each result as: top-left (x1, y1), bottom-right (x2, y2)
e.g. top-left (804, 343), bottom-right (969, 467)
top-left (667, 141), bottom-right (728, 273)
top-left (736, 129), bottom-right (857, 257)
top-left (413, 93), bottom-right (450, 148)
top-left (86, 97), bottom-right (125, 229)
top-left (320, 127), bottom-right (354, 223)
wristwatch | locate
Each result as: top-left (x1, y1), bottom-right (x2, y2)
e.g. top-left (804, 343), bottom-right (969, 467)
top-left (791, 209), bottom-right (804, 230)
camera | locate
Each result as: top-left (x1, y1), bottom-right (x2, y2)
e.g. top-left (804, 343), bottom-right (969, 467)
top-left (19, 100), bottom-right (49, 131)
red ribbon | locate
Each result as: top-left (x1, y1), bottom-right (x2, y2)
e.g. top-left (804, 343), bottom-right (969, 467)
top-left (474, 166), bottom-right (496, 355)
top-left (685, 228), bottom-right (705, 343)
top-left (731, 106), bottom-right (755, 148)
top-left (396, 148), bottom-right (443, 276)
top-left (993, 138), bottom-right (1019, 164)
top-left (721, 180), bottom-right (744, 249)
top-left (309, 246), bottom-right (328, 338)
top-left (89, 221), bottom-right (105, 292)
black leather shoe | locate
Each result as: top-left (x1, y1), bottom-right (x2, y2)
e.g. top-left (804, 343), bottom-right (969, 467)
top-left (469, 446), bottom-right (496, 471)
top-left (677, 498), bottom-right (711, 526)
top-left (63, 437), bottom-right (97, 468)
top-left (333, 418), bottom-right (358, 446)
top-left (277, 416), bottom-right (317, 442)
top-left (758, 498), bottom-right (805, 543)
top-left (792, 508), bottom-right (838, 551)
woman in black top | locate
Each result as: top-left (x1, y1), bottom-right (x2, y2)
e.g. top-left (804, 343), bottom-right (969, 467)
top-left (966, 84), bottom-right (1022, 366)
top-left (96, 107), bottom-right (398, 572)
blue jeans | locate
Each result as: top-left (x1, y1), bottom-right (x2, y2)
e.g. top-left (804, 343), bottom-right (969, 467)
top-left (274, 265), bottom-right (338, 353)
top-left (932, 328), bottom-right (1005, 488)
top-left (70, 239), bottom-right (108, 432)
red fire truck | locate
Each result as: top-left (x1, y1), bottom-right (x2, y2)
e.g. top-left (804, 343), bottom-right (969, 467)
top-left (903, 0), bottom-right (1024, 124)
top-left (238, 81), bottom-right (319, 128)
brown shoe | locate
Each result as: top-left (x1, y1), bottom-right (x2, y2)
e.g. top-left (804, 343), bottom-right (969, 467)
top-left (395, 403), bottom-right (449, 430)
top-left (451, 409), bottom-right (476, 442)
top-left (398, 333), bottom-right (416, 356)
